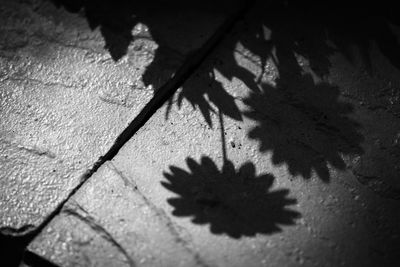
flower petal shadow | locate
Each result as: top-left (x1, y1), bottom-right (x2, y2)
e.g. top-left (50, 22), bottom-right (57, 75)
top-left (162, 156), bottom-right (300, 238)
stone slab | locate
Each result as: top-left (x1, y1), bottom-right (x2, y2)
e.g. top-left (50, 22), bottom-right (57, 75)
top-left (29, 162), bottom-right (203, 267)
top-left (0, 0), bottom-right (239, 231)
top-left (28, 2), bottom-right (400, 266)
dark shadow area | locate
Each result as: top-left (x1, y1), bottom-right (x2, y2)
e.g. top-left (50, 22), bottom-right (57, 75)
top-left (0, 232), bottom-right (32, 267)
top-left (162, 156), bottom-right (300, 238)
top-left (171, 71), bottom-right (243, 126)
top-left (49, 0), bottom-right (238, 58)
top-left (239, 24), bottom-right (365, 180)
top-left (1, 1), bottom-right (399, 265)
top-left (246, 78), bottom-right (364, 180)
top-left (48, 0), bottom-right (400, 182)
top-left (171, 0), bottom-right (372, 181)
top-left (286, 0), bottom-right (400, 73)
top-left (49, 0), bottom-right (400, 125)
top-left (51, 0), bottom-right (184, 61)
top-left (49, 0), bottom-right (246, 123)
top-left (243, 78), bottom-right (363, 182)
top-left (171, 0), bottom-right (400, 125)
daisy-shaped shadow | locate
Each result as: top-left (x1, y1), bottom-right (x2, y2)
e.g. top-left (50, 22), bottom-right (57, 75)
top-left (243, 73), bottom-right (364, 182)
top-left (161, 156), bottom-right (300, 238)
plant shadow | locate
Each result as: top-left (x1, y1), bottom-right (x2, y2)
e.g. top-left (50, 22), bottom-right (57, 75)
top-left (162, 156), bottom-right (300, 238)
top-left (244, 79), bottom-right (364, 182)
top-left (240, 31), bottom-right (365, 181)
top-left (170, 0), bottom-right (400, 127)
top-left (49, 0), bottom-right (399, 183)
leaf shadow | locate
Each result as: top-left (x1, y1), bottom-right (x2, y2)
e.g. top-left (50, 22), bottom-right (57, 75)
top-left (50, 0), bottom-right (400, 129)
top-left (48, 0), bottom-right (400, 183)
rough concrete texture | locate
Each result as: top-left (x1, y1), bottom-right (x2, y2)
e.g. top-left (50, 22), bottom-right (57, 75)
top-left (29, 162), bottom-right (203, 267)
top-left (28, 2), bottom-right (400, 266)
top-left (0, 0), bottom-right (238, 232)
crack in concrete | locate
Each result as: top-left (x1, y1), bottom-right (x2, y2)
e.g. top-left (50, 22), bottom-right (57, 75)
top-left (108, 162), bottom-right (139, 190)
top-left (16, 145), bottom-right (57, 159)
top-left (63, 201), bottom-right (136, 267)
top-left (5, 76), bottom-right (75, 90)
top-left (29, 31), bottom-right (108, 58)
top-left (0, 2), bottom-right (253, 265)
top-left (0, 138), bottom-right (56, 160)
top-left (0, 138), bottom-right (56, 159)
top-left (108, 162), bottom-right (211, 267)
top-left (0, 224), bottom-right (35, 236)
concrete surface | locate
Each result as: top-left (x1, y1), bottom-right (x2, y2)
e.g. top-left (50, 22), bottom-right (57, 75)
top-left (1, 0), bottom-right (400, 266)
top-left (0, 0), bottom-right (237, 233)
top-left (27, 2), bottom-right (400, 266)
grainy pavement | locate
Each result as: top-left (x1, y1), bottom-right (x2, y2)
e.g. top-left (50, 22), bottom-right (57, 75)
top-left (1, 0), bottom-right (400, 266)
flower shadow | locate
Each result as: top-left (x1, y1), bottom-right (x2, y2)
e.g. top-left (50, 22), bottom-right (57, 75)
top-left (243, 75), bottom-right (364, 181)
top-left (162, 156), bottom-right (300, 238)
